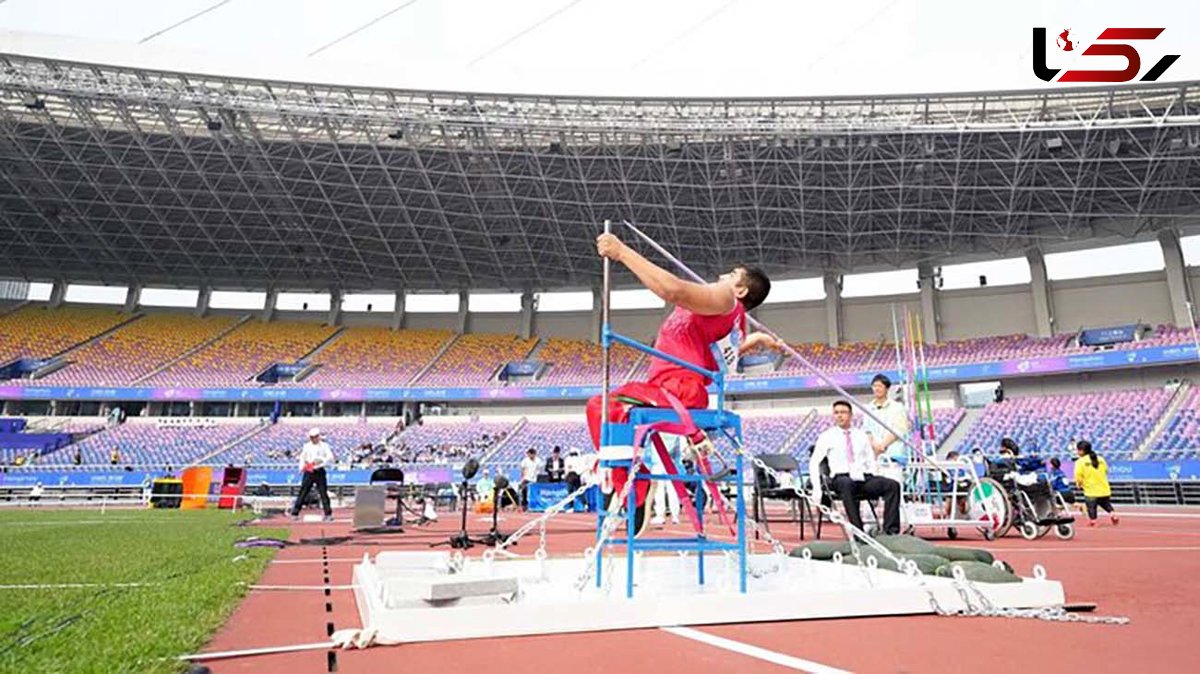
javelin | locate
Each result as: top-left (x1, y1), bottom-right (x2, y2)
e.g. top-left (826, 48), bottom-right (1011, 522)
top-left (619, 219), bottom-right (925, 459)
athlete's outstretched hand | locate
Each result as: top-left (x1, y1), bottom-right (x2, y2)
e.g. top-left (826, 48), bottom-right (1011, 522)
top-left (596, 232), bottom-right (628, 262)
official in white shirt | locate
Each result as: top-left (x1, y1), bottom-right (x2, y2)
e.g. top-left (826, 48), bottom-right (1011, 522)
top-left (519, 448), bottom-right (540, 512)
top-left (290, 427), bottom-right (335, 521)
top-left (863, 374), bottom-right (910, 462)
top-left (809, 400), bottom-right (901, 535)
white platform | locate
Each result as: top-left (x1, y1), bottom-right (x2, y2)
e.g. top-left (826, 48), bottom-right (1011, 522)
top-left (352, 551), bottom-right (1065, 643)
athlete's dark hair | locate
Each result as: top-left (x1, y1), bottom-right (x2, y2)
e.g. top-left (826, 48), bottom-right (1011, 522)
top-left (734, 265), bottom-right (771, 310)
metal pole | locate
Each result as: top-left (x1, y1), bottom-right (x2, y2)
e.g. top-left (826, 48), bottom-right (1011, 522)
top-left (601, 219), bottom-right (612, 445)
top-left (1188, 300), bottom-right (1200, 365)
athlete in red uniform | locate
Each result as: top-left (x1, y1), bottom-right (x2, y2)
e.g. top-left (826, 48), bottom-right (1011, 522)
top-left (587, 231), bottom-right (778, 534)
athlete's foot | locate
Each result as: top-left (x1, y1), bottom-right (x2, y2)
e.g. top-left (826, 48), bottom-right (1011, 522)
top-left (671, 516), bottom-right (680, 525)
top-left (1087, 519), bottom-right (1097, 527)
top-left (1110, 514), bottom-right (1120, 526)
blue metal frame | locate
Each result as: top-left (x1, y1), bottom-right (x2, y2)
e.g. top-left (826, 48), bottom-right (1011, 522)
top-left (596, 323), bottom-right (747, 597)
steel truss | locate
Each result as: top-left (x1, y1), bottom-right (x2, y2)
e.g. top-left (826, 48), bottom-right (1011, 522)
top-left (1, 54), bottom-right (1198, 291)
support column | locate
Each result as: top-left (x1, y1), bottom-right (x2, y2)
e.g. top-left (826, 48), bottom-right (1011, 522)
top-left (261, 286), bottom-right (278, 322)
top-left (457, 291), bottom-right (469, 334)
top-left (917, 264), bottom-right (940, 344)
top-left (48, 279), bottom-right (66, 308)
top-left (823, 272), bottom-right (843, 347)
top-left (591, 287), bottom-right (603, 344)
top-left (1027, 248), bottom-right (1054, 337)
top-left (1158, 229), bottom-right (1194, 327)
top-left (391, 291), bottom-right (406, 330)
top-left (123, 283), bottom-right (142, 314)
top-left (328, 289), bottom-right (343, 326)
top-left (195, 285), bottom-right (211, 318)
top-left (519, 291), bottom-right (535, 340)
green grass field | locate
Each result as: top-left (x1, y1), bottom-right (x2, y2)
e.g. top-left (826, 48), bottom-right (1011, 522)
top-left (0, 508), bottom-right (284, 673)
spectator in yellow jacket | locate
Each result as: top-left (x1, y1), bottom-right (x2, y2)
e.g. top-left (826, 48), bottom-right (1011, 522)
top-left (1074, 440), bottom-right (1119, 527)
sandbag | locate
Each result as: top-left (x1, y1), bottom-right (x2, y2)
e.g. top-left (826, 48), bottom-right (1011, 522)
top-left (932, 545), bottom-right (995, 564)
top-left (899, 553), bottom-right (952, 574)
top-left (872, 534), bottom-right (939, 556)
top-left (935, 561), bottom-right (1021, 584)
top-left (789, 541), bottom-right (851, 560)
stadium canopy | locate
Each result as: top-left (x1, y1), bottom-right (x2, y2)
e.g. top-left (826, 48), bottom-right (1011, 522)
top-left (1, 1), bottom-right (1199, 293)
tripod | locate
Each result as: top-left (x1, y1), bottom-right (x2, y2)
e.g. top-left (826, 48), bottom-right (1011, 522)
top-left (479, 477), bottom-right (514, 547)
top-left (431, 479), bottom-right (486, 549)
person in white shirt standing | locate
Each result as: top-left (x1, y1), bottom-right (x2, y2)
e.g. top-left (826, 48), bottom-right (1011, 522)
top-left (290, 427), bottom-right (335, 522)
top-left (863, 374), bottom-right (910, 463)
top-left (809, 400), bottom-right (901, 535)
top-left (519, 448), bottom-right (540, 512)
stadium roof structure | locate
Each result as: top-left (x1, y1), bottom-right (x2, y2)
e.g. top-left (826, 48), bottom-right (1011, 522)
top-left (1, 53), bottom-right (1199, 293)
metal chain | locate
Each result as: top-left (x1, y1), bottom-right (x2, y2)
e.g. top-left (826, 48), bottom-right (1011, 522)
top-left (574, 459), bottom-right (642, 593)
top-left (727, 441), bottom-right (1129, 625)
top-left (493, 480), bottom-right (594, 559)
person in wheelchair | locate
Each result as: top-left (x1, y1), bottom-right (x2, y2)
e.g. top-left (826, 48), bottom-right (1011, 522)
top-left (809, 400), bottom-right (901, 535)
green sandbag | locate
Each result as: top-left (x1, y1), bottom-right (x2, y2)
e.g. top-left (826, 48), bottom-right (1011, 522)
top-left (932, 545), bottom-right (995, 564)
top-left (872, 534), bottom-right (939, 556)
top-left (935, 561), bottom-right (1021, 584)
top-left (841, 550), bottom-right (948, 575)
top-left (789, 541), bottom-right (851, 560)
top-left (899, 553), bottom-right (951, 574)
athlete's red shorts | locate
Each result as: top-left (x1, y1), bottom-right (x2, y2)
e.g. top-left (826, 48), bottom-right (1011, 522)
top-left (585, 374), bottom-right (709, 507)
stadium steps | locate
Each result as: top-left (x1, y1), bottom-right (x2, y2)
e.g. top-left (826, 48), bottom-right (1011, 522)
top-left (486, 338), bottom-right (541, 383)
top-left (28, 312), bottom-right (149, 380)
top-left (777, 409), bottom-right (818, 455)
top-left (407, 333), bottom-right (461, 386)
top-left (188, 422), bottom-right (272, 467)
top-left (622, 350), bottom-right (649, 383)
top-left (298, 325), bottom-right (347, 362)
top-left (944, 407), bottom-right (985, 456)
top-left (1133, 380), bottom-right (1192, 461)
top-left (131, 314), bottom-right (252, 384)
top-left (478, 417), bottom-right (528, 465)
top-left (48, 312), bottom-right (146, 361)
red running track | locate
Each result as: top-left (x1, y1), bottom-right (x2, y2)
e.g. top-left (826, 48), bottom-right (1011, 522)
top-left (201, 505), bottom-right (1200, 673)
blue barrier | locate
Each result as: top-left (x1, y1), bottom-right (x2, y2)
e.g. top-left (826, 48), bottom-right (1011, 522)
top-left (0, 343), bottom-right (1194, 402)
top-left (3, 461), bottom-right (1199, 490)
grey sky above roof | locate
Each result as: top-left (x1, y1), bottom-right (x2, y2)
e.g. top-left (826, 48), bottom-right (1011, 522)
top-left (0, 0), bottom-right (1198, 97)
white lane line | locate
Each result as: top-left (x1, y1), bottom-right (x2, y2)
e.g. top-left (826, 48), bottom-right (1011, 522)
top-left (0, 582), bottom-right (158, 589)
top-left (660, 625), bottom-right (852, 674)
top-left (248, 584), bottom-right (358, 591)
top-left (999, 545), bottom-right (1200, 553)
top-left (272, 557), bottom-right (363, 565)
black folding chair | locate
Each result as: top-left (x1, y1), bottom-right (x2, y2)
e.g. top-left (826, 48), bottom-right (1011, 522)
top-left (752, 453), bottom-right (816, 540)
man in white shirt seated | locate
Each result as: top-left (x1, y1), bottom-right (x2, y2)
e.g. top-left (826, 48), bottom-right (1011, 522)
top-left (809, 400), bottom-right (901, 535)
top-left (289, 427), bottom-right (335, 522)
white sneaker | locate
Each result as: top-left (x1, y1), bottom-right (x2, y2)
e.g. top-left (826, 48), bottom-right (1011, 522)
top-left (671, 516), bottom-right (680, 525)
top-left (650, 516), bottom-right (665, 526)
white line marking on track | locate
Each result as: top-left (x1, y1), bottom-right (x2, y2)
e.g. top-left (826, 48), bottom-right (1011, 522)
top-left (273, 557), bottom-right (363, 565)
top-left (0, 582), bottom-right (158, 589)
top-left (248, 584), bottom-right (358, 591)
top-left (999, 545), bottom-right (1200, 553)
top-left (660, 625), bottom-right (851, 674)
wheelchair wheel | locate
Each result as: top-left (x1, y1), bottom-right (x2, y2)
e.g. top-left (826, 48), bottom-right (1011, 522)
top-left (1019, 521), bottom-right (1039, 540)
top-left (980, 528), bottom-right (995, 541)
top-left (968, 477), bottom-right (1012, 539)
top-left (1055, 523), bottom-right (1075, 540)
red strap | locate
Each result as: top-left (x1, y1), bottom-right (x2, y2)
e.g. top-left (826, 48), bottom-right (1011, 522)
top-left (649, 433), bottom-right (703, 534)
top-left (696, 451), bottom-right (736, 536)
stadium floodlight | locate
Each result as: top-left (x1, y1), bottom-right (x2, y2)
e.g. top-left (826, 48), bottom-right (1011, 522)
top-left (22, 95), bottom-right (44, 110)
